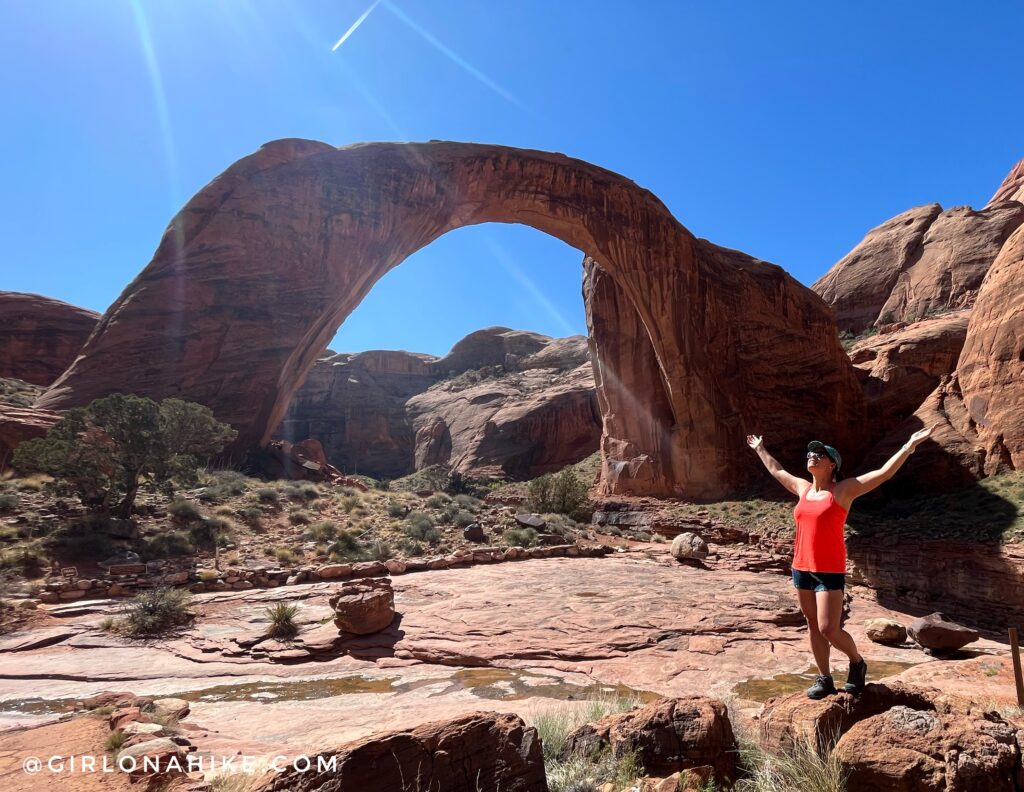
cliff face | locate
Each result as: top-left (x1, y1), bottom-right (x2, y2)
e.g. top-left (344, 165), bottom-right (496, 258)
top-left (812, 201), bottom-right (1024, 334)
top-left (0, 291), bottom-right (99, 386)
top-left (278, 328), bottom-right (602, 481)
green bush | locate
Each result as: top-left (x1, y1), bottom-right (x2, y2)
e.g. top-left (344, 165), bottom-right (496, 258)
top-left (386, 501), bottom-right (407, 518)
top-left (527, 468), bottom-right (588, 519)
top-left (0, 493), bottom-right (18, 512)
top-left (12, 394), bottom-right (236, 518)
top-left (288, 510), bottom-right (312, 526)
top-left (168, 498), bottom-right (204, 521)
top-left (306, 520), bottom-right (338, 542)
top-left (274, 547), bottom-right (299, 565)
top-left (117, 587), bottom-right (193, 636)
top-left (453, 509), bottom-right (476, 527)
top-left (339, 495), bottom-right (361, 512)
top-left (142, 530), bottom-right (194, 558)
top-left (240, 506), bottom-right (263, 524)
top-left (328, 530), bottom-right (369, 562)
top-left (504, 527), bottom-right (538, 547)
top-left (265, 602), bottom-right (299, 639)
top-left (256, 487), bottom-right (280, 504)
top-left (426, 493), bottom-right (450, 508)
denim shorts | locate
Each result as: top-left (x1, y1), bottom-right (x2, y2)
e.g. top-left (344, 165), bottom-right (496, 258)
top-left (792, 568), bottom-right (846, 592)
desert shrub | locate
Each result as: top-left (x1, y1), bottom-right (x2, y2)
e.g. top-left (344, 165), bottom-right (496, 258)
top-left (328, 530), bottom-right (369, 562)
top-left (306, 520), bottom-right (338, 542)
top-left (255, 488), bottom-right (280, 504)
top-left (528, 468), bottom-right (588, 519)
top-left (105, 729), bottom-right (126, 754)
top-left (444, 469), bottom-right (472, 495)
top-left (265, 602), bottom-right (299, 639)
top-left (454, 494), bottom-right (481, 509)
top-left (396, 538), bottom-right (424, 557)
top-left (288, 510), bottom-right (312, 526)
top-left (0, 545), bottom-right (47, 577)
top-left (453, 509), bottom-right (476, 528)
top-left (339, 495), bottom-right (361, 512)
top-left (142, 530), bottom-right (194, 558)
top-left (197, 569), bottom-right (220, 582)
top-left (0, 493), bottom-right (18, 512)
top-left (189, 517), bottom-right (235, 550)
top-left (504, 527), bottom-right (538, 547)
top-left (240, 506), bottom-right (263, 524)
top-left (386, 501), bottom-right (407, 518)
top-left (12, 394), bottom-right (236, 518)
top-left (299, 484), bottom-right (321, 501)
top-left (426, 493), bottom-right (450, 508)
top-left (369, 540), bottom-right (393, 560)
top-left (404, 518), bottom-right (440, 544)
top-left (117, 587), bottom-right (193, 636)
top-left (274, 547), bottom-right (299, 565)
top-left (168, 498), bottom-right (204, 521)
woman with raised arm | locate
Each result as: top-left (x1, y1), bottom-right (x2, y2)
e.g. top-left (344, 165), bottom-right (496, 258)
top-left (746, 425), bottom-right (935, 699)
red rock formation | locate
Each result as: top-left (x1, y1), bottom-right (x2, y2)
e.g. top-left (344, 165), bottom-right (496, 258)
top-left (813, 199), bottom-right (1024, 333)
top-left (858, 222), bottom-right (1024, 490)
top-left (33, 139), bottom-right (867, 498)
top-left (561, 696), bottom-right (737, 783)
top-left (250, 711), bottom-right (547, 792)
top-left (813, 204), bottom-right (942, 333)
top-left (849, 310), bottom-right (969, 435)
top-left (0, 291), bottom-right (99, 386)
top-left (277, 349), bottom-right (437, 479)
top-left (0, 404), bottom-right (60, 468)
top-left (406, 334), bottom-right (601, 479)
top-left (876, 202), bottom-right (1024, 324)
top-left (279, 328), bottom-right (601, 480)
top-left (988, 158), bottom-right (1024, 205)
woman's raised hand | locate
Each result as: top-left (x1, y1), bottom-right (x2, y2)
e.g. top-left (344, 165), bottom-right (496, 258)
top-left (908, 422), bottom-right (938, 448)
top-left (746, 434), bottom-right (763, 450)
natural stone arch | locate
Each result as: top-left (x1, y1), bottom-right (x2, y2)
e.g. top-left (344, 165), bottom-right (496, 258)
top-left (38, 139), bottom-right (867, 498)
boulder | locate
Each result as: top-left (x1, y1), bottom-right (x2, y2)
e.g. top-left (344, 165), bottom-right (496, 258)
top-left (329, 577), bottom-right (396, 635)
top-left (864, 618), bottom-right (907, 645)
top-left (516, 513), bottom-right (546, 529)
top-left (907, 612), bottom-right (980, 653)
top-left (250, 711), bottom-right (546, 791)
top-left (150, 697), bottom-right (190, 721)
top-left (833, 703), bottom-right (1021, 791)
top-left (115, 737), bottom-right (188, 777)
top-left (560, 696), bottom-right (737, 784)
top-left (463, 522), bottom-right (485, 542)
top-left (671, 532), bottom-right (709, 561)
top-left (317, 563), bottom-right (352, 579)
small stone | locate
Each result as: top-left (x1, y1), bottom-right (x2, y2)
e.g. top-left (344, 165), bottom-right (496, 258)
top-left (864, 618), bottom-right (907, 645)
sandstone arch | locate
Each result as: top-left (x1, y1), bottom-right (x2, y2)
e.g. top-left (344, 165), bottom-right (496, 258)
top-left (37, 139), bottom-right (867, 498)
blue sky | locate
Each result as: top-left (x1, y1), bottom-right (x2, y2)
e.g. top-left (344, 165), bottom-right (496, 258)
top-left (3, 1), bottom-right (1021, 357)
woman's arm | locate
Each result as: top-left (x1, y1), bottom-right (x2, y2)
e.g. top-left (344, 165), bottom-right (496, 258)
top-left (839, 423), bottom-right (937, 500)
top-left (747, 434), bottom-right (805, 496)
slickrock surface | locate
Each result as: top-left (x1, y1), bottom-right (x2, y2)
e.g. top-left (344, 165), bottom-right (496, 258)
top-left (34, 138), bottom-right (867, 498)
top-left (0, 292), bottom-right (99, 386)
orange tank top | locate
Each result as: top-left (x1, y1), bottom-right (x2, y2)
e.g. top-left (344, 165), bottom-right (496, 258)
top-left (792, 485), bottom-right (848, 574)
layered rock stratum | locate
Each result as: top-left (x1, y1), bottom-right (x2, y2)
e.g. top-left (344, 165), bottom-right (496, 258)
top-left (0, 291), bottom-right (98, 386)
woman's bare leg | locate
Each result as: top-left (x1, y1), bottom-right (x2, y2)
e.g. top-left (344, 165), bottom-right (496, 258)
top-left (815, 590), bottom-right (863, 663)
top-left (796, 589), bottom-right (832, 675)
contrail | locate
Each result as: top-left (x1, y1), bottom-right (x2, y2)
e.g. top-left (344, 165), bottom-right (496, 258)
top-left (381, 0), bottom-right (530, 112)
top-left (332, 0), bottom-right (383, 51)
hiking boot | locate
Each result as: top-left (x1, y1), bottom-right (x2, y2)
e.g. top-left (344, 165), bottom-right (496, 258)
top-left (843, 658), bottom-right (868, 693)
top-left (806, 674), bottom-right (836, 699)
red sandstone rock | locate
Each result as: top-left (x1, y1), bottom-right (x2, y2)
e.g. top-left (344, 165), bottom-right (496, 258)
top-left (988, 158), bottom-right (1024, 206)
top-left (0, 404), bottom-right (60, 468)
top-left (813, 204), bottom-right (943, 333)
top-left (813, 195), bottom-right (1024, 333)
top-left (33, 138), bottom-right (869, 499)
top-left (849, 310), bottom-right (969, 435)
top-left (833, 703), bottom-right (1021, 791)
top-left (561, 696), bottom-right (737, 783)
top-left (250, 710), bottom-right (546, 792)
top-left (329, 577), bottom-right (395, 635)
top-left (0, 291), bottom-right (99, 386)
top-left (907, 612), bottom-right (980, 653)
top-left (858, 222), bottom-right (1024, 491)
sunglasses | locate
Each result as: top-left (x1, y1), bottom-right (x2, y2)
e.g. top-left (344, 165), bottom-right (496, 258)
top-left (806, 452), bottom-right (832, 461)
